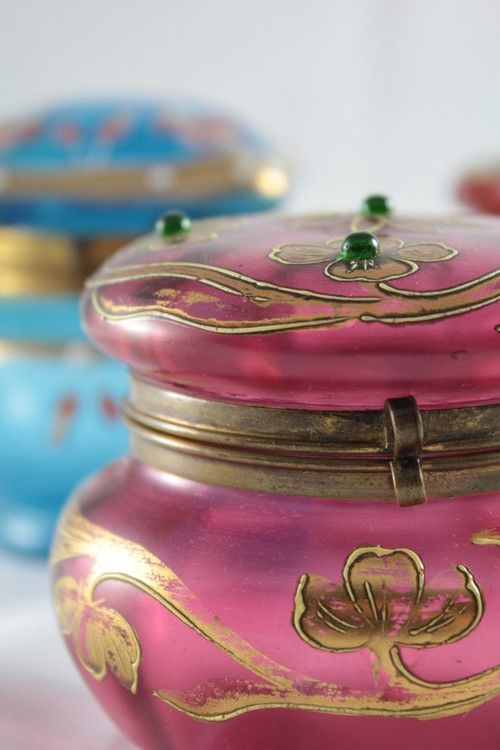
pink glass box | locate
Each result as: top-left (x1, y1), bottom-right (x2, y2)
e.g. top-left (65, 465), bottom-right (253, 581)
top-left (52, 203), bottom-right (500, 750)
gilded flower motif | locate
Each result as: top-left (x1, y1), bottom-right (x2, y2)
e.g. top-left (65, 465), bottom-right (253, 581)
top-left (294, 546), bottom-right (482, 654)
top-left (271, 237), bottom-right (458, 283)
top-left (52, 507), bottom-right (500, 721)
top-left (53, 576), bottom-right (141, 693)
top-left (288, 212), bottom-right (460, 236)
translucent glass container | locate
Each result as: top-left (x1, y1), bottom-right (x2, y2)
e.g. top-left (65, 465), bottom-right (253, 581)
top-left (52, 209), bottom-right (500, 749)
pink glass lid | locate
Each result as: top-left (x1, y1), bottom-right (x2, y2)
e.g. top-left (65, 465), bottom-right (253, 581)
top-left (82, 206), bottom-right (500, 410)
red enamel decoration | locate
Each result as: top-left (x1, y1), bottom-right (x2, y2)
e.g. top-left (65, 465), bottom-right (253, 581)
top-left (458, 168), bottom-right (500, 215)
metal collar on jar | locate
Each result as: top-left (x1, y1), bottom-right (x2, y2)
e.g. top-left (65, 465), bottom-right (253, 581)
top-left (0, 227), bottom-right (128, 295)
top-left (124, 374), bottom-right (500, 507)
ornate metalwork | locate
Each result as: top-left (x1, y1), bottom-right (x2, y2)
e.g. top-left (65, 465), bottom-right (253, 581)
top-left (123, 375), bottom-right (500, 501)
top-left (384, 396), bottom-right (426, 506)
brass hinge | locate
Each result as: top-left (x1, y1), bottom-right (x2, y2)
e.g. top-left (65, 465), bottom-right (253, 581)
top-left (384, 396), bottom-right (426, 507)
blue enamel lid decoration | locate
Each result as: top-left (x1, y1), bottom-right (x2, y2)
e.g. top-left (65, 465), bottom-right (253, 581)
top-left (0, 100), bottom-right (289, 235)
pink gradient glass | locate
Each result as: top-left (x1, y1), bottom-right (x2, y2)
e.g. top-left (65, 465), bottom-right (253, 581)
top-left (52, 211), bottom-right (500, 749)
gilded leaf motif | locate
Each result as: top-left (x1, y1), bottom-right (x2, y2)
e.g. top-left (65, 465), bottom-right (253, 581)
top-left (52, 507), bottom-right (500, 721)
top-left (294, 546), bottom-right (482, 653)
top-left (400, 564), bottom-right (482, 647)
top-left (270, 244), bottom-right (335, 265)
top-left (392, 242), bottom-right (458, 263)
top-left (52, 574), bottom-right (141, 694)
top-left (76, 604), bottom-right (141, 693)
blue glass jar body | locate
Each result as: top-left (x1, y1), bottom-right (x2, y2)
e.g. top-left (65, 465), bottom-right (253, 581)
top-left (0, 295), bottom-right (128, 554)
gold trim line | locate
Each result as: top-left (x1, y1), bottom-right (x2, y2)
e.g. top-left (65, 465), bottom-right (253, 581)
top-left (1, 155), bottom-right (289, 200)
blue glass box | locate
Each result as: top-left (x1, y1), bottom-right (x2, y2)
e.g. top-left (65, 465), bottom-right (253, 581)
top-left (0, 100), bottom-right (289, 235)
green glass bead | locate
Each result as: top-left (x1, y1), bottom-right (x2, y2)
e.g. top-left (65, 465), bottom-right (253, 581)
top-left (340, 232), bottom-right (379, 260)
top-left (361, 194), bottom-right (394, 217)
top-left (155, 210), bottom-right (191, 239)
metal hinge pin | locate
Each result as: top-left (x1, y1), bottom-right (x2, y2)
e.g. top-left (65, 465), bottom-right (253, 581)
top-left (384, 396), bottom-right (427, 507)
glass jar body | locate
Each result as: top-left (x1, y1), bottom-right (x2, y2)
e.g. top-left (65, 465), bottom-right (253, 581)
top-left (52, 456), bottom-right (500, 750)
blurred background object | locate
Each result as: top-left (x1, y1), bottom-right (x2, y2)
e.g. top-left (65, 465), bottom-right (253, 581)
top-left (457, 165), bottom-right (500, 215)
top-left (0, 99), bottom-right (289, 234)
top-left (0, 225), bottom-right (129, 555)
top-left (0, 96), bottom-right (286, 557)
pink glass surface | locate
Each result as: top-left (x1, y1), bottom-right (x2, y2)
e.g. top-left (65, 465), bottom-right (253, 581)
top-left (52, 458), bottom-right (500, 750)
top-left (83, 212), bottom-right (500, 409)
top-left (54, 210), bottom-right (500, 749)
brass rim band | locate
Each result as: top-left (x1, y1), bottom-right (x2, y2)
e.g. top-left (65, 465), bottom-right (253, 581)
top-left (125, 375), bottom-right (500, 501)
top-left (0, 339), bottom-right (70, 359)
top-left (0, 339), bottom-right (99, 360)
top-left (0, 229), bottom-right (131, 295)
top-left (1, 155), bottom-right (288, 200)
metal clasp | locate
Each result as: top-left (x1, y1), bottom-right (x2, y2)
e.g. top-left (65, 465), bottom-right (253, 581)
top-left (384, 396), bottom-right (426, 507)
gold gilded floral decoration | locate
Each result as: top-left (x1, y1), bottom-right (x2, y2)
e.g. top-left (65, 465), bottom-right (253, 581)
top-left (87, 214), bottom-right (500, 334)
top-left (270, 237), bottom-right (457, 283)
top-left (287, 212), bottom-right (458, 236)
top-left (51, 504), bottom-right (500, 722)
top-left (54, 575), bottom-right (141, 693)
top-left (294, 546), bottom-right (482, 690)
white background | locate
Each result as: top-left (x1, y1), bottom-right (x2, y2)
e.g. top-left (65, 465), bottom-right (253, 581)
top-left (2, 0), bottom-right (500, 213)
top-left (2, 1), bottom-right (500, 748)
